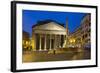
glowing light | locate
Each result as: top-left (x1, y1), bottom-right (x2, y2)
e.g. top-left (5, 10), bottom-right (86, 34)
top-left (26, 41), bottom-right (29, 45)
top-left (69, 38), bottom-right (76, 43)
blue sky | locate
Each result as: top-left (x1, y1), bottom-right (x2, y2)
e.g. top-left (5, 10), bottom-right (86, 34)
top-left (22, 10), bottom-right (86, 36)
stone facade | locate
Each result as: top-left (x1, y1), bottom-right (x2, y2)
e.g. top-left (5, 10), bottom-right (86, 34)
top-left (68, 14), bottom-right (91, 48)
top-left (31, 20), bottom-right (68, 51)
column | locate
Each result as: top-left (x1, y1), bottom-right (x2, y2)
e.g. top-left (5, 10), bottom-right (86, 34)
top-left (56, 35), bottom-right (58, 48)
top-left (58, 35), bottom-right (60, 48)
top-left (39, 34), bottom-right (42, 51)
top-left (34, 34), bottom-right (36, 51)
top-left (44, 35), bottom-right (47, 50)
top-left (49, 34), bottom-right (52, 50)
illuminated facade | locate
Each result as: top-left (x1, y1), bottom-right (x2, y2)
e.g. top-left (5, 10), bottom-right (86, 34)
top-left (68, 14), bottom-right (91, 48)
top-left (81, 14), bottom-right (91, 48)
top-left (22, 31), bottom-right (30, 51)
top-left (23, 14), bottom-right (90, 51)
top-left (31, 20), bottom-right (68, 51)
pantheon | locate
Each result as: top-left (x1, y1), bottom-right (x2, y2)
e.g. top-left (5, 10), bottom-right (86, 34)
top-left (31, 20), bottom-right (68, 51)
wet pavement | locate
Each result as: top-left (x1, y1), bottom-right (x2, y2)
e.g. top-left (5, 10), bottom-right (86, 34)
top-left (22, 48), bottom-right (91, 63)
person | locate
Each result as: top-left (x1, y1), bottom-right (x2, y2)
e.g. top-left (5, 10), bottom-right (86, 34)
top-left (53, 49), bottom-right (56, 54)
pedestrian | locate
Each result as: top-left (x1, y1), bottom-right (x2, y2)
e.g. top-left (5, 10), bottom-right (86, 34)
top-left (54, 49), bottom-right (56, 54)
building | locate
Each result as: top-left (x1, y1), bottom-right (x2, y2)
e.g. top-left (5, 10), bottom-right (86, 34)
top-left (68, 26), bottom-right (82, 48)
top-left (22, 30), bottom-right (31, 51)
top-left (31, 20), bottom-right (68, 51)
top-left (81, 14), bottom-right (91, 48)
top-left (68, 14), bottom-right (91, 49)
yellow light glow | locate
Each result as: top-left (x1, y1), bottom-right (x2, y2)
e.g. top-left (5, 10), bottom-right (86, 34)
top-left (73, 39), bottom-right (75, 43)
top-left (26, 41), bottom-right (29, 45)
top-left (69, 38), bottom-right (75, 43)
top-left (69, 40), bottom-right (73, 43)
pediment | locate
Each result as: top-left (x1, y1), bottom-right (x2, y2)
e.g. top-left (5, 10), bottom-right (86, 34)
top-left (33, 22), bottom-right (66, 31)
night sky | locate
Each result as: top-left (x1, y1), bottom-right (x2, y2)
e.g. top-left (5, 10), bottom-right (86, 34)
top-left (22, 10), bottom-right (86, 36)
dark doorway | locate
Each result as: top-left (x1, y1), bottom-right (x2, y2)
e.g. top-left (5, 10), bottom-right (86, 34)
top-left (51, 39), bottom-right (54, 49)
top-left (41, 37), bottom-right (44, 50)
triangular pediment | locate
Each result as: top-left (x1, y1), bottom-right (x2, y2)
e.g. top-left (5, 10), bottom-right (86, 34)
top-left (33, 22), bottom-right (66, 31)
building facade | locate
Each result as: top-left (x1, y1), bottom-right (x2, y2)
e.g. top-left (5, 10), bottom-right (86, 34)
top-left (22, 31), bottom-right (31, 51)
top-left (68, 14), bottom-right (91, 49)
top-left (31, 20), bottom-right (68, 51)
top-left (81, 14), bottom-right (91, 48)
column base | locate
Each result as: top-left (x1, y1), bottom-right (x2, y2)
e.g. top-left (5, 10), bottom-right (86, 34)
top-left (39, 49), bottom-right (42, 51)
top-left (49, 49), bottom-right (52, 50)
top-left (44, 49), bottom-right (47, 51)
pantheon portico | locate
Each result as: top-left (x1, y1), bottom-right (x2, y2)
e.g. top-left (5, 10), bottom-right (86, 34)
top-left (31, 20), bottom-right (67, 51)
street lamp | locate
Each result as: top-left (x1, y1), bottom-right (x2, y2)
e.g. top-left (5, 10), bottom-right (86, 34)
top-left (69, 38), bottom-right (76, 48)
